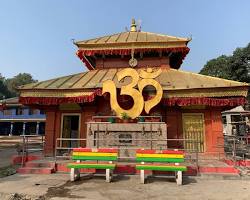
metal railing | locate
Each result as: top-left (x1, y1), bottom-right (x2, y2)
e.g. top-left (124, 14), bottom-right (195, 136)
top-left (20, 135), bottom-right (45, 167)
top-left (223, 135), bottom-right (250, 163)
top-left (92, 115), bottom-right (163, 122)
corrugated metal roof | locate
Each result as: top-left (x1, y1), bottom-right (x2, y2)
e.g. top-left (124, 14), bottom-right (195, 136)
top-left (75, 31), bottom-right (190, 46)
top-left (19, 68), bottom-right (249, 91)
top-left (0, 97), bottom-right (19, 105)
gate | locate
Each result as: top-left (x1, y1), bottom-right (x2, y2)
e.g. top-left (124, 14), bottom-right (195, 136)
top-left (182, 113), bottom-right (205, 152)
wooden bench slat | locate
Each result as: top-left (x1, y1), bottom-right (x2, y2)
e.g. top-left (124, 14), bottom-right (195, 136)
top-left (136, 149), bottom-right (184, 154)
top-left (97, 149), bottom-right (118, 153)
top-left (68, 163), bottom-right (116, 170)
top-left (73, 148), bottom-right (118, 153)
top-left (136, 164), bottom-right (187, 171)
top-left (72, 156), bottom-right (117, 161)
top-left (73, 152), bottom-right (117, 157)
top-left (136, 153), bottom-right (184, 159)
top-left (136, 157), bottom-right (184, 163)
top-left (73, 148), bottom-right (92, 152)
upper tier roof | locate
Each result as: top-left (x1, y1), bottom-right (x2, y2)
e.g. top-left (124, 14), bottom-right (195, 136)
top-left (74, 19), bottom-right (191, 70)
top-left (75, 31), bottom-right (190, 49)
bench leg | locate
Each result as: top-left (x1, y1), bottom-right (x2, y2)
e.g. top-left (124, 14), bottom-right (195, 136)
top-left (106, 169), bottom-right (112, 183)
top-left (176, 171), bottom-right (182, 185)
top-left (140, 170), bottom-right (145, 184)
top-left (70, 168), bottom-right (80, 182)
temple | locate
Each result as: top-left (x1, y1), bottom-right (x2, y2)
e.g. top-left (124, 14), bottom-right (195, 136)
top-left (18, 19), bottom-right (248, 157)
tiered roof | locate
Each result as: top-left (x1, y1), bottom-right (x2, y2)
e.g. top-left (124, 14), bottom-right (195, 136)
top-left (18, 19), bottom-right (249, 107)
top-left (19, 68), bottom-right (248, 98)
top-left (75, 19), bottom-right (190, 70)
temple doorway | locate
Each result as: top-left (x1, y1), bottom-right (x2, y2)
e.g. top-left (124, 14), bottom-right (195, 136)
top-left (61, 114), bottom-right (80, 148)
top-left (182, 113), bottom-right (205, 152)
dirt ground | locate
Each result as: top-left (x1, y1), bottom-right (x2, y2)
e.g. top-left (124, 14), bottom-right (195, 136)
top-left (0, 173), bottom-right (249, 200)
top-left (0, 137), bottom-right (250, 200)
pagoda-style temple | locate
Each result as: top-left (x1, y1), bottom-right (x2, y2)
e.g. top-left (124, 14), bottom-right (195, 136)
top-left (18, 19), bottom-right (248, 157)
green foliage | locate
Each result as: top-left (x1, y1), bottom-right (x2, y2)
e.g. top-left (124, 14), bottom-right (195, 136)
top-left (229, 44), bottom-right (250, 83)
top-left (199, 55), bottom-right (231, 79)
top-left (137, 116), bottom-right (145, 122)
top-left (108, 117), bottom-right (115, 123)
top-left (0, 73), bottom-right (37, 100)
top-left (121, 112), bottom-right (130, 120)
top-left (5, 73), bottom-right (37, 97)
top-left (0, 74), bottom-right (10, 100)
top-left (199, 43), bottom-right (250, 83)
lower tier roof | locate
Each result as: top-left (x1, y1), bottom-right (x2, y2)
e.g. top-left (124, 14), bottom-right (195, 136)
top-left (18, 67), bottom-right (249, 98)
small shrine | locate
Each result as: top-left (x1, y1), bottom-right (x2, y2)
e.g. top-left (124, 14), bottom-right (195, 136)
top-left (19, 19), bottom-right (248, 157)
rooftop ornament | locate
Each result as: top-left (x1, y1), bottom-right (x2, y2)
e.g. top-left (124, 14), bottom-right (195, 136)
top-left (130, 18), bottom-right (137, 32)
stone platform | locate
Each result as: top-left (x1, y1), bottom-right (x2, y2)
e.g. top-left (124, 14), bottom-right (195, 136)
top-left (86, 122), bottom-right (167, 159)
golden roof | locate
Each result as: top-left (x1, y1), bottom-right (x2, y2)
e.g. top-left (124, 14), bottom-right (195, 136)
top-left (19, 68), bottom-right (249, 98)
top-left (75, 31), bottom-right (190, 50)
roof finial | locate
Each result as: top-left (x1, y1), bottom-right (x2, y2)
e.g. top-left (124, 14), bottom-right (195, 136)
top-left (130, 18), bottom-right (137, 32)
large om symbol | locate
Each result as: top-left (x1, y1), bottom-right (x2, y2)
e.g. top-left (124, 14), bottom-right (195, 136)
top-left (102, 68), bottom-right (163, 119)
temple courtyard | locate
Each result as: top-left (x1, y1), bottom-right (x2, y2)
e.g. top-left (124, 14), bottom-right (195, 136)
top-left (0, 173), bottom-right (249, 200)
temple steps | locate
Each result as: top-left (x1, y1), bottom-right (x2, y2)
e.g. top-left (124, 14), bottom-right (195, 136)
top-left (198, 166), bottom-right (240, 174)
top-left (17, 167), bottom-right (54, 174)
top-left (17, 161), bottom-right (56, 174)
top-left (24, 161), bottom-right (55, 168)
top-left (199, 173), bottom-right (241, 180)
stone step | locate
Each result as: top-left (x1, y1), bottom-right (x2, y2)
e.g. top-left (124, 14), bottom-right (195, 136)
top-left (17, 167), bottom-right (54, 174)
top-left (199, 173), bottom-right (241, 180)
top-left (25, 161), bottom-right (55, 168)
top-left (198, 166), bottom-right (239, 174)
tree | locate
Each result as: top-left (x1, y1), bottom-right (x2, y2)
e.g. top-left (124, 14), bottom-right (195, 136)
top-left (5, 73), bottom-right (37, 97)
top-left (229, 43), bottom-right (250, 83)
top-left (199, 43), bottom-right (250, 83)
top-left (0, 74), bottom-right (10, 100)
top-left (199, 55), bottom-right (231, 79)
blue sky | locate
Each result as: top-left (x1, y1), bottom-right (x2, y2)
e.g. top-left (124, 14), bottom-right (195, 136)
top-left (0, 0), bottom-right (250, 81)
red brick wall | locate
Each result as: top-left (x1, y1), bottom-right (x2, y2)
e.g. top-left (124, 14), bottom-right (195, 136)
top-left (165, 108), bottom-right (183, 148)
top-left (44, 109), bottom-right (57, 156)
top-left (43, 102), bottom-right (224, 156)
top-left (165, 107), bottom-right (224, 154)
top-left (205, 109), bottom-right (224, 154)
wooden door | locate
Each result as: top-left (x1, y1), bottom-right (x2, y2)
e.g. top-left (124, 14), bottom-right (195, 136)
top-left (61, 115), bottom-right (80, 147)
top-left (62, 116), bottom-right (71, 147)
top-left (182, 113), bottom-right (205, 152)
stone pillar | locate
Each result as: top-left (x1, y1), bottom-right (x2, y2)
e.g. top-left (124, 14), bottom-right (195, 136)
top-left (22, 122), bottom-right (26, 135)
top-left (36, 122), bottom-right (40, 135)
top-left (9, 122), bottom-right (14, 136)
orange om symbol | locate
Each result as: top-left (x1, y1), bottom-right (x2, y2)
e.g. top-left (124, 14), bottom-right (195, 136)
top-left (102, 68), bottom-right (163, 119)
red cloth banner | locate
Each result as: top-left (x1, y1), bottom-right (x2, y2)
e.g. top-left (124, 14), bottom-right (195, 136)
top-left (19, 89), bottom-right (102, 105)
top-left (76, 47), bottom-right (190, 70)
top-left (162, 97), bottom-right (247, 107)
top-left (19, 90), bottom-right (247, 107)
top-left (77, 47), bottom-right (189, 57)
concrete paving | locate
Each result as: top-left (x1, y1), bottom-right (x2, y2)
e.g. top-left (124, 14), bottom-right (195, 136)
top-left (0, 173), bottom-right (249, 200)
top-left (0, 147), bottom-right (16, 168)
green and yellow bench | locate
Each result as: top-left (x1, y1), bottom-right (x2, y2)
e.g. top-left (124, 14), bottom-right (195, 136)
top-left (67, 148), bottom-right (118, 182)
top-left (136, 149), bottom-right (187, 185)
